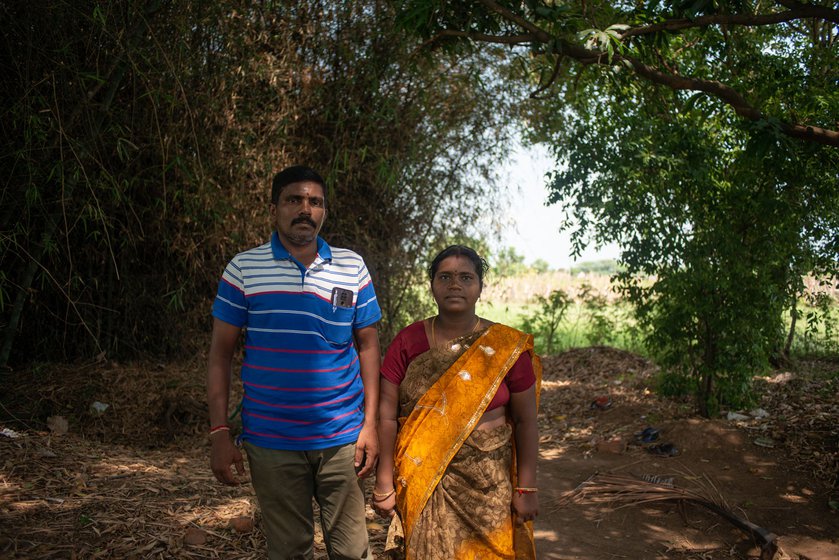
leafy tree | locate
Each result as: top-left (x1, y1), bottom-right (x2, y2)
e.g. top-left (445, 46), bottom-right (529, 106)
top-left (493, 246), bottom-right (528, 277)
top-left (530, 258), bottom-right (551, 274)
top-left (550, 90), bottom-right (838, 414)
top-left (396, 0), bottom-right (839, 147)
top-left (396, 0), bottom-right (839, 414)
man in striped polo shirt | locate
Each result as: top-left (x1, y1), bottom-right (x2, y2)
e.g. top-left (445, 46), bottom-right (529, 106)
top-left (207, 165), bottom-right (381, 559)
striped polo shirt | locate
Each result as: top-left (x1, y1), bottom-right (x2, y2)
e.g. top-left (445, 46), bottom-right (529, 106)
top-left (212, 232), bottom-right (382, 450)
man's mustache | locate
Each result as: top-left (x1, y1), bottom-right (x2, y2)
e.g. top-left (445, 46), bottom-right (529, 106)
top-left (292, 217), bottom-right (317, 227)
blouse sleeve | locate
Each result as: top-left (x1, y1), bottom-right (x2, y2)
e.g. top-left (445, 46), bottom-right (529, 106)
top-left (381, 329), bottom-right (409, 385)
top-left (506, 351), bottom-right (536, 393)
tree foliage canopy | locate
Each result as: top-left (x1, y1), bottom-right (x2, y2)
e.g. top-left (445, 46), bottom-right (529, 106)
top-left (397, 0), bottom-right (839, 413)
top-left (397, 0), bottom-right (839, 146)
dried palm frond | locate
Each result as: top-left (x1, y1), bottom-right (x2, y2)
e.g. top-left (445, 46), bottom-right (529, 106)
top-left (551, 472), bottom-right (779, 560)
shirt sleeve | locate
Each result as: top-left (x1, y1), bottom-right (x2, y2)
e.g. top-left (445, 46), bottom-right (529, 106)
top-left (506, 351), bottom-right (536, 393)
top-left (354, 258), bottom-right (382, 329)
top-left (211, 259), bottom-right (248, 327)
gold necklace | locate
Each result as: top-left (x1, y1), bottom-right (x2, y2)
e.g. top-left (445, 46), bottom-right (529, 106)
top-left (430, 315), bottom-right (481, 349)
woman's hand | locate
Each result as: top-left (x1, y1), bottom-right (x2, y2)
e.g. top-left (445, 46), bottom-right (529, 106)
top-left (371, 487), bottom-right (397, 518)
top-left (511, 491), bottom-right (539, 526)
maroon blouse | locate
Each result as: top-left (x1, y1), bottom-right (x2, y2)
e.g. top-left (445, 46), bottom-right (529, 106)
top-left (381, 321), bottom-right (535, 411)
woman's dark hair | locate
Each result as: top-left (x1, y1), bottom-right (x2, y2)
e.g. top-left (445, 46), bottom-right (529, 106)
top-left (271, 165), bottom-right (326, 204)
top-left (428, 245), bottom-right (489, 287)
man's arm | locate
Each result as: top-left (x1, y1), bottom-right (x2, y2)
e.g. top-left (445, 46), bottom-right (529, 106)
top-left (353, 323), bottom-right (381, 478)
top-left (207, 317), bottom-right (245, 485)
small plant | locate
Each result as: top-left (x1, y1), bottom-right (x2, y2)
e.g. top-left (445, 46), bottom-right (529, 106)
top-left (578, 282), bottom-right (615, 346)
top-left (519, 289), bottom-right (573, 354)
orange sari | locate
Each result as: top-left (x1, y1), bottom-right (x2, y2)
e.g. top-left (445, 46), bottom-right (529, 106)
top-left (388, 324), bottom-right (541, 560)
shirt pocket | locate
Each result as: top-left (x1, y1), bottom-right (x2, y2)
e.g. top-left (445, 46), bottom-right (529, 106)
top-left (321, 303), bottom-right (356, 346)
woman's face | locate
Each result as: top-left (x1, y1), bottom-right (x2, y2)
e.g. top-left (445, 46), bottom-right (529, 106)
top-left (431, 255), bottom-right (482, 315)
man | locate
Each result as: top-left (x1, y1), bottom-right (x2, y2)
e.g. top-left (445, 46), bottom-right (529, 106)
top-left (207, 165), bottom-right (381, 560)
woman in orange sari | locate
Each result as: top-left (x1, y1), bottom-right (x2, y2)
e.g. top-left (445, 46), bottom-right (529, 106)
top-left (373, 245), bottom-right (541, 560)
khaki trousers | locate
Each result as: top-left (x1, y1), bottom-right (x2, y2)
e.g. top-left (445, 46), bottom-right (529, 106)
top-left (245, 441), bottom-right (369, 560)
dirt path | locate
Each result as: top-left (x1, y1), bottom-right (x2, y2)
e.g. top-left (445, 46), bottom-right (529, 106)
top-left (532, 350), bottom-right (838, 560)
top-left (534, 419), bottom-right (837, 559)
top-left (1, 349), bottom-right (837, 559)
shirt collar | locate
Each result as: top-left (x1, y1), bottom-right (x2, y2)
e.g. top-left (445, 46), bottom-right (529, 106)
top-left (271, 231), bottom-right (332, 262)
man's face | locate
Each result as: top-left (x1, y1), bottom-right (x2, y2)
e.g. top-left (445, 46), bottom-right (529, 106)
top-left (271, 181), bottom-right (326, 247)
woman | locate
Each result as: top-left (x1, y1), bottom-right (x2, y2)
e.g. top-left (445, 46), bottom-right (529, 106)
top-left (373, 245), bottom-right (541, 560)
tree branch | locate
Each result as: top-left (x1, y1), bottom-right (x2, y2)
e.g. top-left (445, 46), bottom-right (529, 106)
top-left (621, 54), bottom-right (761, 119)
top-left (476, 0), bottom-right (553, 42)
top-left (426, 1), bottom-right (839, 147)
top-left (623, 5), bottom-right (839, 38)
top-left (776, 0), bottom-right (839, 24)
top-left (620, 54), bottom-right (839, 146)
top-left (429, 28), bottom-right (536, 45)
top-left (529, 54), bottom-right (565, 99)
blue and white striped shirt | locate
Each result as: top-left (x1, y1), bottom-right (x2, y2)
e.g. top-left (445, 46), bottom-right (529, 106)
top-left (212, 232), bottom-right (382, 450)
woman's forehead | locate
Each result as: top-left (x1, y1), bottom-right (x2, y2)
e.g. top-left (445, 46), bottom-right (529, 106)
top-left (436, 255), bottom-right (477, 273)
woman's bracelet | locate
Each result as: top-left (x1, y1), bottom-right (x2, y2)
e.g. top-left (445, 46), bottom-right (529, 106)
top-left (372, 488), bottom-right (395, 501)
top-left (515, 487), bottom-right (538, 495)
top-left (209, 424), bottom-right (230, 436)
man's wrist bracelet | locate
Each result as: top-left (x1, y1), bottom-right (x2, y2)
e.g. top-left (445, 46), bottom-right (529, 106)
top-left (515, 487), bottom-right (538, 495)
top-left (209, 424), bottom-right (230, 436)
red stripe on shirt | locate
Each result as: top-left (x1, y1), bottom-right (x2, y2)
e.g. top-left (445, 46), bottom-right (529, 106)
top-left (244, 359), bottom-right (354, 373)
top-left (243, 408), bottom-right (358, 425)
top-left (243, 378), bottom-right (356, 392)
top-left (220, 276), bottom-right (244, 293)
top-left (245, 290), bottom-right (333, 304)
top-left (244, 389), bottom-right (362, 410)
top-left (245, 345), bottom-right (344, 354)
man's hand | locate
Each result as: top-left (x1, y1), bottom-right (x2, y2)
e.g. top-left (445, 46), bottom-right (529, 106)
top-left (354, 423), bottom-right (379, 478)
top-left (210, 434), bottom-right (245, 485)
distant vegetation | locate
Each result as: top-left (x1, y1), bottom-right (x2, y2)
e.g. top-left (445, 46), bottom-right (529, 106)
top-left (487, 246), bottom-right (621, 277)
top-left (569, 259), bottom-right (621, 276)
top-left (480, 267), bottom-right (838, 370)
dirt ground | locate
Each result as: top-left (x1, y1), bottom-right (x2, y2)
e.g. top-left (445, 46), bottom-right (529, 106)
top-left (1, 347), bottom-right (837, 559)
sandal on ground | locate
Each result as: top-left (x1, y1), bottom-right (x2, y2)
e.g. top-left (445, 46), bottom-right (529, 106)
top-left (590, 396), bottom-right (613, 410)
top-left (635, 427), bottom-right (660, 443)
top-left (647, 442), bottom-right (679, 457)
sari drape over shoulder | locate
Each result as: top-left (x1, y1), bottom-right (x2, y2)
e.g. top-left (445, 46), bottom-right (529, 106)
top-left (389, 323), bottom-right (542, 560)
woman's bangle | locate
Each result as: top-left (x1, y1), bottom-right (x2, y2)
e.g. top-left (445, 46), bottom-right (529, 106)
top-left (372, 488), bottom-right (395, 501)
top-left (515, 487), bottom-right (538, 495)
top-left (209, 424), bottom-right (230, 436)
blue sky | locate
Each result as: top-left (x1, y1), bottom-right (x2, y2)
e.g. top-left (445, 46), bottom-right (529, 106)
top-left (498, 143), bottom-right (620, 270)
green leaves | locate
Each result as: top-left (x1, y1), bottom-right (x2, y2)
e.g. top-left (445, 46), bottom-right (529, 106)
top-left (534, 49), bottom-right (839, 413)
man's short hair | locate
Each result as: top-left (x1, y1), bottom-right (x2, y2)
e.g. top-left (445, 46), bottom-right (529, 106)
top-left (271, 165), bottom-right (326, 204)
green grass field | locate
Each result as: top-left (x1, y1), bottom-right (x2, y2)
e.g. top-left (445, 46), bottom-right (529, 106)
top-left (477, 270), bottom-right (838, 358)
